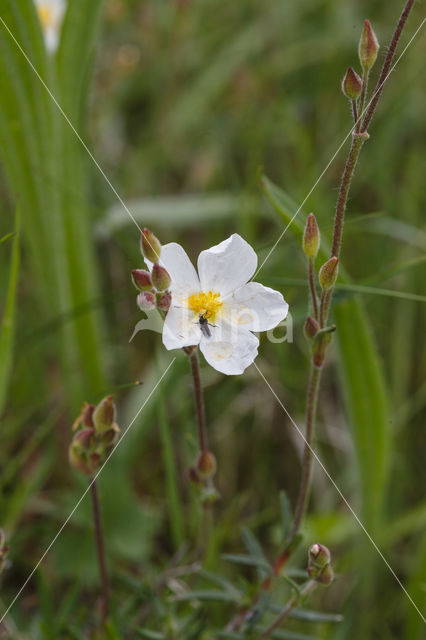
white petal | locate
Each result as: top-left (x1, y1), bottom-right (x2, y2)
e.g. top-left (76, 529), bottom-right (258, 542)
top-left (197, 234), bottom-right (257, 297)
top-left (199, 320), bottom-right (259, 375)
top-left (225, 282), bottom-right (289, 331)
top-left (162, 305), bottom-right (201, 350)
top-left (158, 242), bottom-right (200, 304)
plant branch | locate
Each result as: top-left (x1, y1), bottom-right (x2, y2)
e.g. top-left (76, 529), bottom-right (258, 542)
top-left (361, 0), bottom-right (415, 132)
top-left (90, 478), bottom-right (110, 624)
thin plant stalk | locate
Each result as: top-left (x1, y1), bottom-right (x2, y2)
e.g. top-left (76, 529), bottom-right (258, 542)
top-left (186, 347), bottom-right (208, 451)
top-left (290, 0), bottom-right (415, 537)
top-left (259, 581), bottom-right (316, 640)
top-left (89, 478), bottom-right (110, 624)
top-left (308, 258), bottom-right (319, 320)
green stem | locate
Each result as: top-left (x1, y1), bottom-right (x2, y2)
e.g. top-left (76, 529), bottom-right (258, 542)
top-left (289, 366), bottom-right (321, 539)
top-left (90, 478), bottom-right (109, 624)
top-left (259, 581), bottom-right (316, 639)
top-left (308, 259), bottom-right (319, 320)
top-left (355, 68), bottom-right (369, 133)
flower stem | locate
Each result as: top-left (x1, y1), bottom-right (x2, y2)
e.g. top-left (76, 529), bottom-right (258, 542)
top-left (331, 132), bottom-right (366, 259)
top-left (308, 259), bottom-right (319, 320)
top-left (89, 478), bottom-right (109, 624)
top-left (259, 581), bottom-right (316, 639)
top-left (186, 347), bottom-right (208, 451)
top-left (289, 365), bottom-right (321, 539)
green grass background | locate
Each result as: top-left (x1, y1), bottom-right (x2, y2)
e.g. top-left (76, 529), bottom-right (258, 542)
top-left (0, 0), bottom-right (425, 637)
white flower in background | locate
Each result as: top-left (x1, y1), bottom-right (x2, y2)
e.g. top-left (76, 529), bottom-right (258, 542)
top-left (156, 234), bottom-right (289, 375)
top-left (34, 0), bottom-right (66, 53)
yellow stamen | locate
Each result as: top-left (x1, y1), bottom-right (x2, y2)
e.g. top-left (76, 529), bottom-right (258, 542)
top-left (37, 5), bottom-right (54, 29)
top-left (185, 291), bottom-right (223, 321)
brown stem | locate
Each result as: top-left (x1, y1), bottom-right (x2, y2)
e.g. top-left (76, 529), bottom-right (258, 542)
top-left (259, 581), bottom-right (316, 639)
top-left (361, 0), bottom-right (415, 132)
top-left (186, 347), bottom-right (208, 451)
top-left (331, 133), bottom-right (366, 259)
top-left (90, 478), bottom-right (110, 623)
top-left (289, 365), bottom-right (321, 539)
top-left (308, 259), bottom-right (319, 321)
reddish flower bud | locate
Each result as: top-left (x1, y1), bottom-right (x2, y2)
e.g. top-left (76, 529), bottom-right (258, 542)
top-left (156, 290), bottom-right (172, 312)
top-left (93, 395), bottom-right (116, 432)
top-left (131, 269), bottom-right (153, 291)
top-left (359, 20), bottom-right (379, 69)
top-left (302, 213), bottom-right (320, 259)
top-left (196, 449), bottom-right (217, 479)
top-left (307, 543), bottom-right (334, 585)
top-left (341, 66), bottom-right (362, 100)
top-left (304, 316), bottom-right (320, 340)
top-left (188, 466), bottom-right (202, 485)
top-left (319, 257), bottom-right (339, 291)
top-left (141, 228), bottom-right (161, 263)
top-left (137, 290), bottom-right (156, 311)
top-left (152, 263), bottom-right (171, 291)
top-left (69, 428), bottom-right (95, 475)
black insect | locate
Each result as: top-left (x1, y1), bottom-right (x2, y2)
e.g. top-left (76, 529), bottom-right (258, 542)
top-left (198, 312), bottom-right (216, 338)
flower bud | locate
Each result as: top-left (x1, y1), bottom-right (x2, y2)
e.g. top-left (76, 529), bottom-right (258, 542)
top-left (69, 428), bottom-right (95, 475)
top-left (156, 291), bottom-right (172, 312)
top-left (188, 466), bottom-right (202, 485)
top-left (341, 67), bottom-right (362, 100)
top-left (131, 269), bottom-right (153, 291)
top-left (151, 263), bottom-right (171, 291)
top-left (141, 228), bottom-right (161, 263)
top-left (137, 290), bottom-right (156, 311)
top-left (304, 316), bottom-right (320, 340)
top-left (319, 257), bottom-right (339, 291)
top-left (93, 395), bottom-right (116, 432)
top-left (307, 543), bottom-right (334, 585)
top-left (196, 449), bottom-right (217, 479)
top-left (359, 20), bottom-right (379, 69)
top-left (302, 213), bottom-right (320, 259)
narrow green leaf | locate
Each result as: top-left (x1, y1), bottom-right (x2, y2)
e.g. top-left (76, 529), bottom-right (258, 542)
top-left (289, 608), bottom-right (343, 623)
top-left (0, 206), bottom-right (20, 414)
top-left (222, 553), bottom-right (271, 571)
top-left (0, 232), bottom-right (15, 246)
top-left (171, 589), bottom-right (240, 603)
top-left (241, 526), bottom-right (270, 579)
top-left (135, 630), bottom-right (166, 640)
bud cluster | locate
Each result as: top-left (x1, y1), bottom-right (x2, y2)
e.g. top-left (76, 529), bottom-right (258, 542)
top-left (307, 543), bottom-right (334, 586)
top-left (341, 19), bottom-right (379, 117)
top-left (69, 396), bottom-right (120, 475)
top-left (132, 228), bottom-right (172, 314)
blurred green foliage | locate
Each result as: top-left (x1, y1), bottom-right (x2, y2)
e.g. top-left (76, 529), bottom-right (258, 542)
top-left (0, 0), bottom-right (425, 638)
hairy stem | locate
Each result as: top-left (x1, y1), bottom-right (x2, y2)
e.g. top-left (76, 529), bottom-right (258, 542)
top-left (90, 478), bottom-right (109, 623)
top-left (361, 0), bottom-right (415, 132)
top-left (187, 347), bottom-right (208, 451)
top-left (289, 366), bottom-right (321, 539)
top-left (331, 132), bottom-right (366, 259)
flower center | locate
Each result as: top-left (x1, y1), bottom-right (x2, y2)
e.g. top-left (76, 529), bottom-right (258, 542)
top-left (185, 291), bottom-right (223, 321)
top-left (37, 5), bottom-right (54, 29)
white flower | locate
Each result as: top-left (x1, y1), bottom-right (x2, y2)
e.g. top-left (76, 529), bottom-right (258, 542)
top-left (34, 0), bottom-right (66, 53)
top-left (156, 234), bottom-right (289, 375)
